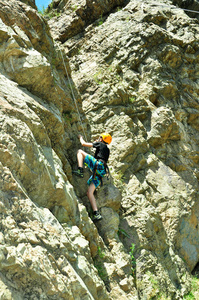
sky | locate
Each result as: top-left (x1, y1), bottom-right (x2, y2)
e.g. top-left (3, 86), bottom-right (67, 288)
top-left (35, 0), bottom-right (52, 11)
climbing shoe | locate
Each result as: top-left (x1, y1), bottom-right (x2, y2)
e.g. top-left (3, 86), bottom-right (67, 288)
top-left (72, 169), bottom-right (84, 178)
top-left (92, 211), bottom-right (102, 222)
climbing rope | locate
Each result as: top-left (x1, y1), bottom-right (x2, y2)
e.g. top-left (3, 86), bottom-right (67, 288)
top-left (57, 45), bottom-right (88, 141)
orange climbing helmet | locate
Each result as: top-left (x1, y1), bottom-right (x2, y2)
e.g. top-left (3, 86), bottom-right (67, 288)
top-left (101, 133), bottom-right (112, 144)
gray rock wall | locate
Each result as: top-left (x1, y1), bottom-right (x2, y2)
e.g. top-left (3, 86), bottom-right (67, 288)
top-left (0, 0), bottom-right (199, 299)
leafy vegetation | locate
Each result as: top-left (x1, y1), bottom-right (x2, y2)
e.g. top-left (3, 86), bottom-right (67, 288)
top-left (38, 2), bottom-right (61, 18)
top-left (97, 15), bottom-right (104, 26)
top-left (94, 246), bottom-right (110, 289)
top-left (183, 275), bottom-right (199, 300)
top-left (38, 5), bottom-right (46, 15)
top-left (129, 96), bottom-right (136, 103)
top-left (129, 243), bottom-right (136, 277)
top-left (93, 71), bottom-right (104, 85)
top-left (71, 5), bottom-right (80, 12)
top-left (118, 227), bottom-right (130, 238)
top-left (63, 111), bottom-right (73, 123)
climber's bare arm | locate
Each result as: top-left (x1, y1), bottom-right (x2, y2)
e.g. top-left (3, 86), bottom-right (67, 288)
top-left (79, 136), bottom-right (93, 147)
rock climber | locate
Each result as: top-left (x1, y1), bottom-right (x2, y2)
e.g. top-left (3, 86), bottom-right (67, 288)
top-left (72, 133), bottom-right (112, 221)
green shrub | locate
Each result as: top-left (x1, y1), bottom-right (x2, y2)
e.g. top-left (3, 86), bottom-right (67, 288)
top-left (129, 243), bottom-right (136, 277)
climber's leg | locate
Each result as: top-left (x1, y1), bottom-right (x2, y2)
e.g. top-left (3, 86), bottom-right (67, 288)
top-left (72, 149), bottom-right (88, 177)
top-left (77, 149), bottom-right (87, 168)
top-left (87, 183), bottom-right (102, 221)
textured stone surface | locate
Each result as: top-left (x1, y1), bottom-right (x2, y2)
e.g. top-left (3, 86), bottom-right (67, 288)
top-left (0, 0), bottom-right (199, 299)
top-left (47, 0), bottom-right (129, 42)
top-left (59, 0), bottom-right (199, 298)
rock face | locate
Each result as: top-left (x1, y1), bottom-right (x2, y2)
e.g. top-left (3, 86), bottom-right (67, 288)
top-left (47, 0), bottom-right (129, 41)
top-left (0, 0), bottom-right (199, 299)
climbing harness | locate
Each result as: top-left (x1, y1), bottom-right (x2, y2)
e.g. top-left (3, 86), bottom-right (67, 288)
top-left (93, 159), bottom-right (110, 187)
top-left (57, 45), bottom-right (88, 141)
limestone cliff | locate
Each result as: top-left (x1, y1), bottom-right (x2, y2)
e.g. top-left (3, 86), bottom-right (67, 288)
top-left (0, 0), bottom-right (199, 299)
